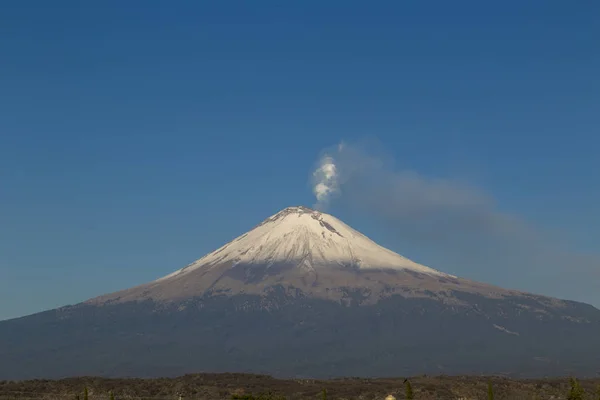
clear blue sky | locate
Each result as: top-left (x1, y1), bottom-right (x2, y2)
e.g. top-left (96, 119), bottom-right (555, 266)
top-left (1, 1), bottom-right (599, 320)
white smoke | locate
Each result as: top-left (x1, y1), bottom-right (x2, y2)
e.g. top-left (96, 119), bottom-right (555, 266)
top-left (312, 155), bottom-right (339, 208)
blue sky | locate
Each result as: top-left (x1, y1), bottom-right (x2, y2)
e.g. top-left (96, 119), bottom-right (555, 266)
top-left (1, 1), bottom-right (599, 320)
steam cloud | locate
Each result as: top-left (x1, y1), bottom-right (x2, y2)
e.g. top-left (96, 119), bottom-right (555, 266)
top-left (312, 156), bottom-right (339, 206)
top-left (310, 139), bottom-right (600, 306)
top-left (312, 140), bottom-right (539, 242)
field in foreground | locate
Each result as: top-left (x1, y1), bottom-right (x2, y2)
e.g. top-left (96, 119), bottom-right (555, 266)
top-left (1, 373), bottom-right (600, 400)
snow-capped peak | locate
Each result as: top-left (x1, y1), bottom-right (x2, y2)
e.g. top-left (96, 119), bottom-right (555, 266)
top-left (156, 206), bottom-right (452, 283)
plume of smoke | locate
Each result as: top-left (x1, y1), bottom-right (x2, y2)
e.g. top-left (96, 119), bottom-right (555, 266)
top-left (312, 141), bottom-right (384, 209)
top-left (309, 139), bottom-right (600, 307)
top-left (312, 155), bottom-right (339, 208)
top-left (312, 140), bottom-right (533, 241)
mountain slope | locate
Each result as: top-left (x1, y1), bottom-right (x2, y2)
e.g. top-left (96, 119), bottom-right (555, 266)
top-left (89, 206), bottom-right (520, 305)
top-left (1, 206), bottom-right (599, 380)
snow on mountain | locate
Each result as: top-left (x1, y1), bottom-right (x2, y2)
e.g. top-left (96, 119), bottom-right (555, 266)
top-left (157, 205), bottom-right (452, 283)
top-left (88, 206), bottom-right (524, 305)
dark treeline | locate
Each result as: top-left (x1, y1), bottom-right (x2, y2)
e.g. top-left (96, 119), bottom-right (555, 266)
top-left (1, 373), bottom-right (600, 399)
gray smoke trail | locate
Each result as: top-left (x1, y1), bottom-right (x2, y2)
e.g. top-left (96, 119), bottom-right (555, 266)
top-left (308, 139), bottom-right (600, 307)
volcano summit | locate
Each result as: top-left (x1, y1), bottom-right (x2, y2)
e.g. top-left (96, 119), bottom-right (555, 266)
top-left (90, 206), bottom-right (463, 306)
top-left (1, 206), bottom-right (599, 379)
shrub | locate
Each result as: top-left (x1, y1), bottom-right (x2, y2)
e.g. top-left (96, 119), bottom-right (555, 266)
top-left (405, 380), bottom-right (414, 400)
top-left (567, 377), bottom-right (584, 400)
top-left (487, 381), bottom-right (494, 400)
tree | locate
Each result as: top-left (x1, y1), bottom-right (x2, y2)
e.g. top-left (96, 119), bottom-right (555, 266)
top-left (109, 391), bottom-right (115, 400)
top-left (321, 388), bottom-right (327, 400)
top-left (84, 387), bottom-right (89, 400)
top-left (596, 384), bottom-right (600, 400)
top-left (487, 381), bottom-right (494, 400)
top-left (567, 377), bottom-right (585, 400)
top-left (405, 380), bottom-right (414, 400)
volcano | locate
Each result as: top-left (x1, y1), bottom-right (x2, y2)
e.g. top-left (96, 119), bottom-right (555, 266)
top-left (1, 206), bottom-right (599, 379)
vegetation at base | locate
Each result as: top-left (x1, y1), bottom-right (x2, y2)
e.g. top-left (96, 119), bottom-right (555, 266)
top-left (487, 380), bottom-right (494, 400)
top-left (1, 373), bottom-right (600, 399)
top-left (231, 392), bottom-right (286, 400)
top-left (568, 377), bottom-right (585, 400)
top-left (404, 379), bottom-right (414, 400)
